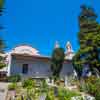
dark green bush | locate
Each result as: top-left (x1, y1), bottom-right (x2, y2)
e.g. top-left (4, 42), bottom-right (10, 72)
top-left (22, 79), bottom-right (35, 89)
top-left (46, 94), bottom-right (52, 100)
top-left (95, 90), bottom-right (100, 100)
top-left (7, 74), bottom-right (21, 82)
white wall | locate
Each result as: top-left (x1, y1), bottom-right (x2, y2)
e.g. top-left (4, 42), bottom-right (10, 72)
top-left (10, 56), bottom-right (74, 78)
top-left (10, 56), bottom-right (52, 78)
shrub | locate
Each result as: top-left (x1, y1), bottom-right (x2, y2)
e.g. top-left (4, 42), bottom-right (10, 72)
top-left (7, 74), bottom-right (21, 82)
top-left (41, 80), bottom-right (48, 92)
top-left (58, 88), bottom-right (80, 100)
top-left (79, 76), bottom-right (100, 100)
top-left (85, 77), bottom-right (98, 93)
top-left (78, 79), bottom-right (88, 92)
top-left (46, 94), bottom-right (51, 100)
top-left (95, 90), bottom-right (100, 100)
top-left (46, 94), bottom-right (54, 100)
top-left (45, 87), bottom-right (55, 100)
top-left (8, 83), bottom-right (17, 90)
top-left (22, 78), bottom-right (35, 89)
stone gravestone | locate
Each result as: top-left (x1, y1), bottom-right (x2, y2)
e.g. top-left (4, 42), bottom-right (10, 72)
top-left (10, 90), bottom-right (16, 100)
top-left (12, 95), bottom-right (16, 100)
top-left (82, 63), bottom-right (90, 78)
top-left (83, 95), bottom-right (95, 100)
top-left (71, 96), bottom-right (83, 100)
top-left (51, 79), bottom-right (54, 85)
top-left (21, 95), bottom-right (24, 100)
top-left (71, 95), bottom-right (95, 100)
top-left (54, 87), bottom-right (58, 97)
top-left (65, 76), bottom-right (68, 86)
top-left (39, 93), bottom-right (46, 100)
top-left (65, 76), bottom-right (70, 86)
top-left (73, 70), bottom-right (78, 79)
top-left (26, 96), bottom-right (31, 100)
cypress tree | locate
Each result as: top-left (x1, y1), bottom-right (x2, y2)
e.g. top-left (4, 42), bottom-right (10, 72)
top-left (73, 5), bottom-right (100, 77)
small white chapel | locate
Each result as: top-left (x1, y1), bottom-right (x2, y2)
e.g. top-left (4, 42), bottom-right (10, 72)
top-left (4, 41), bottom-right (75, 79)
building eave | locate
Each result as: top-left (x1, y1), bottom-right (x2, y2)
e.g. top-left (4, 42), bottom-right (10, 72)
top-left (11, 53), bottom-right (72, 63)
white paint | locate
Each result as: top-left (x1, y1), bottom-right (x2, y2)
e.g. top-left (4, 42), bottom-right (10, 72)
top-left (11, 45), bottom-right (40, 56)
top-left (65, 41), bottom-right (75, 60)
top-left (7, 52), bottom-right (12, 76)
top-left (6, 44), bottom-right (75, 78)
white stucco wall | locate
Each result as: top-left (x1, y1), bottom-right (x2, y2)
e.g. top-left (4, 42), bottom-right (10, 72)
top-left (60, 63), bottom-right (74, 77)
top-left (9, 55), bottom-right (74, 78)
top-left (10, 56), bottom-right (52, 78)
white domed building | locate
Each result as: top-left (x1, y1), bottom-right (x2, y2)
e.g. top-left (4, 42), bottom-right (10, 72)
top-left (6, 43), bottom-right (75, 79)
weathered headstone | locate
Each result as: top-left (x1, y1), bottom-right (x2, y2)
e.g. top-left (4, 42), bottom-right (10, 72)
top-left (39, 93), bottom-right (46, 100)
top-left (71, 96), bottom-right (83, 100)
top-left (26, 96), bottom-right (31, 100)
top-left (71, 95), bottom-right (95, 100)
top-left (65, 76), bottom-right (69, 86)
top-left (21, 95), bottom-right (24, 100)
top-left (83, 95), bottom-right (95, 100)
top-left (54, 87), bottom-right (58, 97)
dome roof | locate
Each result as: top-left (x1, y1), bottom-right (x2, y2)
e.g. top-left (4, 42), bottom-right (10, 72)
top-left (11, 45), bottom-right (40, 56)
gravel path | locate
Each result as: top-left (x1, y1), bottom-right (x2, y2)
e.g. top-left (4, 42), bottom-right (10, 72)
top-left (0, 82), bottom-right (8, 100)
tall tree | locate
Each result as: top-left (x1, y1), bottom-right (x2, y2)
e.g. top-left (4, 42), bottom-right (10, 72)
top-left (0, 0), bottom-right (4, 15)
top-left (0, 0), bottom-right (5, 68)
top-left (51, 47), bottom-right (65, 79)
top-left (0, 0), bottom-right (4, 9)
top-left (73, 5), bottom-right (100, 77)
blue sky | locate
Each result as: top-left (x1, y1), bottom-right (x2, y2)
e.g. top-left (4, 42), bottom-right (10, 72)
top-left (1, 0), bottom-right (100, 55)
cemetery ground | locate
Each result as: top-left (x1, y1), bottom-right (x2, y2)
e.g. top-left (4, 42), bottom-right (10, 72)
top-left (3, 75), bottom-right (99, 100)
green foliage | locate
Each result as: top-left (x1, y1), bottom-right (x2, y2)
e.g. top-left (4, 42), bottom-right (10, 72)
top-left (78, 76), bottom-right (100, 100)
top-left (41, 80), bottom-right (48, 93)
top-left (0, 0), bottom-right (4, 8)
top-left (8, 83), bottom-right (17, 90)
top-left (0, 38), bottom-right (6, 69)
top-left (95, 91), bottom-right (100, 100)
top-left (0, 38), bottom-right (5, 52)
top-left (73, 5), bottom-right (100, 77)
top-left (22, 78), bottom-right (35, 89)
top-left (46, 94), bottom-right (52, 100)
top-left (58, 88), bottom-right (80, 100)
top-left (7, 74), bottom-right (21, 82)
top-left (86, 76), bottom-right (100, 100)
top-left (0, 62), bottom-right (5, 68)
top-left (46, 87), bottom-right (55, 100)
top-left (0, 0), bottom-right (5, 68)
top-left (51, 47), bottom-right (65, 78)
top-left (51, 48), bottom-right (65, 62)
top-left (46, 87), bottom-right (80, 100)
